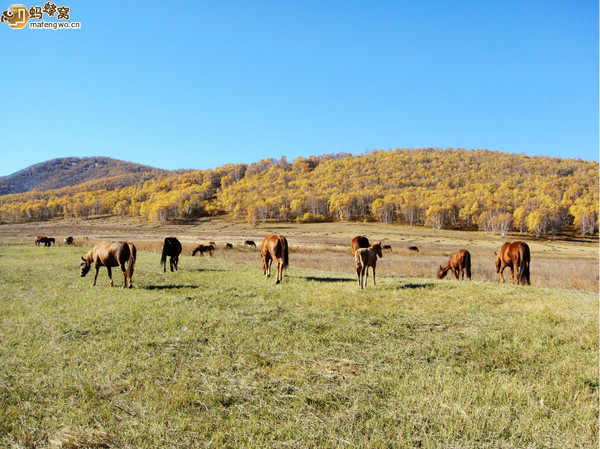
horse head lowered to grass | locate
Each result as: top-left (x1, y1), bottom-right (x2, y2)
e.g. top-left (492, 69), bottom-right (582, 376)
top-left (80, 241), bottom-right (136, 288)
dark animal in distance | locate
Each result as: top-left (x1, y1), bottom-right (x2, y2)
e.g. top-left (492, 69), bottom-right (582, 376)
top-left (437, 249), bottom-right (471, 280)
top-left (382, 244), bottom-right (392, 251)
top-left (225, 243), bottom-right (233, 249)
top-left (64, 236), bottom-right (74, 245)
top-left (261, 235), bottom-right (289, 284)
top-left (245, 240), bottom-right (257, 247)
top-left (35, 236), bottom-right (45, 246)
top-left (494, 241), bottom-right (531, 285)
top-left (36, 237), bottom-right (55, 247)
top-left (80, 241), bottom-right (136, 288)
top-left (408, 246), bottom-right (419, 252)
top-left (351, 236), bottom-right (370, 256)
top-left (355, 242), bottom-right (383, 289)
top-left (209, 241), bottom-right (217, 248)
top-left (161, 237), bottom-right (182, 272)
top-left (192, 244), bottom-right (214, 257)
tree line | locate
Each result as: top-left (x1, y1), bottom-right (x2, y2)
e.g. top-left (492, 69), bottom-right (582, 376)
top-left (0, 148), bottom-right (597, 238)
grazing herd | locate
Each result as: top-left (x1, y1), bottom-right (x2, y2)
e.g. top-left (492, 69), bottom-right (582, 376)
top-left (34, 233), bottom-right (533, 289)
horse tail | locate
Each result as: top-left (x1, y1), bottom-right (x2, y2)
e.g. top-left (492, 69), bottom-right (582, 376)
top-left (160, 241), bottom-right (168, 268)
top-left (465, 250), bottom-right (472, 280)
top-left (280, 236), bottom-right (289, 269)
top-left (126, 242), bottom-right (136, 285)
top-left (518, 243), bottom-right (530, 285)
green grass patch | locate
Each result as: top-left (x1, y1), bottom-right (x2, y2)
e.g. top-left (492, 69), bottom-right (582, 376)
top-left (0, 244), bottom-right (597, 448)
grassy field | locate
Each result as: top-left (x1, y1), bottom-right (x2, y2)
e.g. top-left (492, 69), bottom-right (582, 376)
top-left (0, 241), bottom-right (597, 448)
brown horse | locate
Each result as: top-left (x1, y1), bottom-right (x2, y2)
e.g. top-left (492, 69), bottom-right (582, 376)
top-left (261, 235), bottom-right (289, 284)
top-left (351, 236), bottom-right (370, 256)
top-left (161, 237), bottom-right (182, 272)
top-left (192, 244), bottom-right (214, 257)
top-left (355, 242), bottom-right (383, 289)
top-left (437, 249), bottom-right (471, 280)
top-left (35, 236), bottom-right (45, 246)
top-left (36, 236), bottom-right (54, 247)
top-left (80, 241), bottom-right (136, 288)
top-left (494, 241), bottom-right (531, 285)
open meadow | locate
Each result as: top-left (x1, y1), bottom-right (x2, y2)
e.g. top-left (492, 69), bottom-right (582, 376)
top-left (0, 219), bottom-right (598, 448)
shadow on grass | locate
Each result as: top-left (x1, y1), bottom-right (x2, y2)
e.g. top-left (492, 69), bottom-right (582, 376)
top-left (142, 284), bottom-right (200, 290)
top-left (396, 280), bottom-right (436, 290)
top-left (194, 268), bottom-right (227, 273)
top-left (303, 276), bottom-right (354, 283)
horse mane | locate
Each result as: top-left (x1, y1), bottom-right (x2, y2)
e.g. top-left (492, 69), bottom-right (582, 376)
top-left (83, 244), bottom-right (101, 263)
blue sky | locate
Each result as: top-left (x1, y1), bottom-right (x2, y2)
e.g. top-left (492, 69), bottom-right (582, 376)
top-left (1, 1), bottom-right (598, 176)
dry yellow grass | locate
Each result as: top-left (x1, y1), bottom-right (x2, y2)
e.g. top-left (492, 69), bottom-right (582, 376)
top-left (1, 217), bottom-right (597, 291)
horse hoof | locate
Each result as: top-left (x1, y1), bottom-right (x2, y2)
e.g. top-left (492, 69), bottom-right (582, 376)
top-left (276, 280), bottom-right (280, 284)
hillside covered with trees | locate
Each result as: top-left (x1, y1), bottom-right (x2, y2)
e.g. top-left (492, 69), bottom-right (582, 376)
top-left (0, 149), bottom-right (597, 238)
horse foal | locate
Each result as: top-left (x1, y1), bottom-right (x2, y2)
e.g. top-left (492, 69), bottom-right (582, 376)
top-left (355, 242), bottom-right (383, 289)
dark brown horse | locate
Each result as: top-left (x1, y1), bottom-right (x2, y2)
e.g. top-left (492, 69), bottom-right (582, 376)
top-left (355, 242), bottom-right (383, 289)
top-left (245, 240), bottom-right (257, 247)
top-left (80, 241), bottom-right (136, 288)
top-left (64, 236), bottom-right (74, 245)
top-left (161, 237), bottom-right (182, 272)
top-left (261, 235), bottom-right (289, 284)
top-left (36, 236), bottom-right (54, 247)
top-left (408, 246), bottom-right (419, 253)
top-left (494, 241), bottom-right (531, 285)
top-left (35, 236), bottom-right (45, 246)
top-left (437, 249), bottom-right (471, 280)
top-left (192, 244), bottom-right (214, 257)
top-left (351, 236), bottom-right (370, 256)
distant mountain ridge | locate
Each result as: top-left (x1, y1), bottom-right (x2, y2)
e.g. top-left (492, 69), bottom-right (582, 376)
top-left (0, 157), bottom-right (169, 195)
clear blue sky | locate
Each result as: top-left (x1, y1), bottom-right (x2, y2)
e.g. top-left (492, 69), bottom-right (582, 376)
top-left (1, 1), bottom-right (598, 176)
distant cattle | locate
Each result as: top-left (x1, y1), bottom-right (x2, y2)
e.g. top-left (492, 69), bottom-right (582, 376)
top-left (64, 236), bottom-right (74, 245)
top-left (408, 246), bottom-right (419, 253)
top-left (245, 240), bottom-right (257, 247)
top-left (192, 244), bottom-right (214, 257)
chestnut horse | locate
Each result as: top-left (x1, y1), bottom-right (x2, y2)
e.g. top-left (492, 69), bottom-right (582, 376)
top-left (261, 235), bottom-right (289, 284)
top-left (494, 241), bottom-right (530, 285)
top-left (192, 244), bottom-right (214, 257)
top-left (355, 242), bottom-right (383, 289)
top-left (161, 237), bottom-right (182, 272)
top-left (437, 249), bottom-right (471, 280)
top-left (80, 241), bottom-right (136, 288)
top-left (351, 236), bottom-right (370, 256)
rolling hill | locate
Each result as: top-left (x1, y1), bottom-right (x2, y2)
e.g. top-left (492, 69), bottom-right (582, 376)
top-left (0, 157), bottom-right (169, 195)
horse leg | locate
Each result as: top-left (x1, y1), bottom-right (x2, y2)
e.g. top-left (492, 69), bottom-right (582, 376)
top-left (106, 266), bottom-right (114, 287)
top-left (93, 265), bottom-right (100, 286)
top-left (275, 259), bottom-right (282, 284)
top-left (510, 267), bottom-right (515, 285)
top-left (372, 266), bottom-right (376, 286)
top-left (498, 266), bottom-right (505, 283)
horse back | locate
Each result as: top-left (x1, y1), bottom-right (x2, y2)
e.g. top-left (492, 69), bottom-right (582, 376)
top-left (351, 236), bottom-right (370, 256)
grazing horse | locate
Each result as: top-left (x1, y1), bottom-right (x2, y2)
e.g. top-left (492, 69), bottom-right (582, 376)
top-left (36, 237), bottom-right (54, 247)
top-left (408, 246), bottom-right (419, 253)
top-left (355, 242), bottom-right (383, 289)
top-left (261, 235), bottom-right (289, 284)
top-left (64, 236), bottom-right (74, 245)
top-left (225, 243), bottom-right (233, 249)
top-left (494, 241), bottom-right (531, 285)
top-left (437, 249), bottom-right (471, 280)
top-left (351, 236), bottom-right (370, 256)
top-left (80, 241), bottom-right (136, 288)
top-left (161, 237), bottom-right (182, 272)
top-left (192, 244), bottom-right (214, 257)
top-left (382, 244), bottom-right (392, 251)
top-left (245, 240), bottom-right (257, 247)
